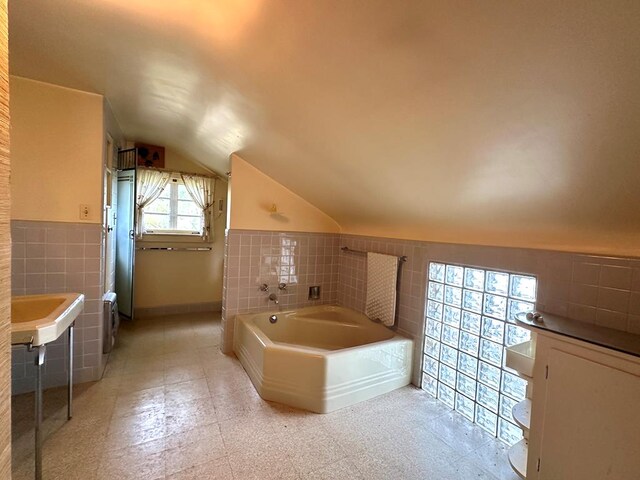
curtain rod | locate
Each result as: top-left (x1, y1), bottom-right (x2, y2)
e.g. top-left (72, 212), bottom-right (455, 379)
top-left (138, 166), bottom-right (221, 180)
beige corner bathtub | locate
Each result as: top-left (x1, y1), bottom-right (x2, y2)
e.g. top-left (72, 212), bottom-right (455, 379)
top-left (233, 305), bottom-right (413, 413)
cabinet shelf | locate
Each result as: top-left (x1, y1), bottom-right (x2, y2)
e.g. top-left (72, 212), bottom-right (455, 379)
top-left (508, 438), bottom-right (528, 479)
top-left (506, 340), bottom-right (535, 378)
top-left (512, 398), bottom-right (531, 431)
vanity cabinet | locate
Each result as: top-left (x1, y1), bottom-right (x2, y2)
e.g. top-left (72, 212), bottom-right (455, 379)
top-left (514, 313), bottom-right (640, 480)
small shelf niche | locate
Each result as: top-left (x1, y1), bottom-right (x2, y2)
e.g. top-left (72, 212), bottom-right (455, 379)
top-left (506, 340), bottom-right (535, 378)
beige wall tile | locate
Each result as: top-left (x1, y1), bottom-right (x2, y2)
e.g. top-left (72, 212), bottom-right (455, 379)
top-left (600, 265), bottom-right (632, 290)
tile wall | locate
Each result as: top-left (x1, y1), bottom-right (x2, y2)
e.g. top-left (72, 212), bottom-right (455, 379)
top-left (221, 230), bottom-right (339, 351)
top-left (222, 229), bottom-right (640, 382)
top-left (11, 220), bottom-right (105, 394)
top-left (339, 234), bottom-right (640, 383)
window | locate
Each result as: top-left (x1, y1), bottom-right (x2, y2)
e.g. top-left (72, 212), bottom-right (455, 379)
top-left (143, 178), bottom-right (204, 235)
top-left (422, 262), bottom-right (537, 446)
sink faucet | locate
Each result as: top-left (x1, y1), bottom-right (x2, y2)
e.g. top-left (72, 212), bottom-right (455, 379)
top-left (268, 293), bottom-right (279, 305)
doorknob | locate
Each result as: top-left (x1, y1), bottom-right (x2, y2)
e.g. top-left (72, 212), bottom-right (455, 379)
top-left (129, 229), bottom-right (135, 240)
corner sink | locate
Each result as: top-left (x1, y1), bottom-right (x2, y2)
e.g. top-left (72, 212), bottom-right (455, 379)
top-left (11, 293), bottom-right (84, 346)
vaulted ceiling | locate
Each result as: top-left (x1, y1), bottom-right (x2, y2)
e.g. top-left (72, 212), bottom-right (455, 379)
top-left (9, 1), bottom-right (640, 254)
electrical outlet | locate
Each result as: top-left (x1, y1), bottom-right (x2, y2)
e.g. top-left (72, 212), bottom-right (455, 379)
top-left (79, 204), bottom-right (90, 220)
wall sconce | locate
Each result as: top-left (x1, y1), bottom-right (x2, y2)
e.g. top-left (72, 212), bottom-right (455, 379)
top-left (269, 203), bottom-right (285, 216)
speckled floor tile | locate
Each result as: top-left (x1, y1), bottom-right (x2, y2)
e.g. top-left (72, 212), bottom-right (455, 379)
top-left (219, 412), bottom-right (278, 453)
top-left (165, 397), bottom-right (217, 435)
top-left (205, 369), bottom-right (254, 397)
top-left (165, 421), bottom-right (222, 451)
top-left (166, 456), bottom-right (234, 480)
top-left (112, 385), bottom-right (165, 417)
top-left (349, 451), bottom-right (413, 480)
top-left (97, 438), bottom-right (166, 480)
top-left (301, 457), bottom-right (364, 480)
top-left (228, 444), bottom-right (299, 480)
top-left (164, 363), bottom-right (205, 385)
top-left (165, 429), bottom-right (226, 476)
top-left (118, 370), bottom-right (166, 393)
top-left (165, 378), bottom-right (210, 406)
top-left (464, 437), bottom-right (522, 480)
top-left (281, 426), bottom-right (349, 475)
top-left (263, 402), bottom-right (327, 434)
top-left (107, 406), bottom-right (166, 437)
top-left (11, 311), bottom-right (513, 480)
top-left (427, 410), bottom-right (498, 456)
top-left (211, 387), bottom-right (266, 422)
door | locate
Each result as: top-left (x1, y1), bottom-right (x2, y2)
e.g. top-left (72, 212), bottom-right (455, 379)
top-left (103, 134), bottom-right (117, 293)
top-left (538, 349), bottom-right (640, 479)
top-left (115, 169), bottom-right (135, 318)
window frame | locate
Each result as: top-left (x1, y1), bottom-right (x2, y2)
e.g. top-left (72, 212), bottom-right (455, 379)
top-left (142, 177), bottom-right (204, 236)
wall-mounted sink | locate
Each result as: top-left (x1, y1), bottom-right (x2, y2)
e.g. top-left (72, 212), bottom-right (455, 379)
top-left (11, 292), bottom-right (84, 480)
top-left (11, 293), bottom-right (84, 346)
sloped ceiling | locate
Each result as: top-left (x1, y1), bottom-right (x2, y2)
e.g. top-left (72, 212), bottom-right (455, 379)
top-left (9, 1), bottom-right (640, 254)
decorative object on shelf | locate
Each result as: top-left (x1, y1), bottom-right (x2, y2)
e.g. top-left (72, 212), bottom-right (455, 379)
top-left (135, 142), bottom-right (165, 168)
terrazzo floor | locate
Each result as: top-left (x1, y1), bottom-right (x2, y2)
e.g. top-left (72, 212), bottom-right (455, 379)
top-left (11, 312), bottom-right (520, 479)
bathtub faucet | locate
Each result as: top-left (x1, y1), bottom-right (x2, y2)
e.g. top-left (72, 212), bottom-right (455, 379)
top-left (268, 293), bottom-right (279, 305)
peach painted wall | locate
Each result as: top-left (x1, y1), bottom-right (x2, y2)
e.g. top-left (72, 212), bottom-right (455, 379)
top-left (134, 148), bottom-right (227, 308)
top-left (341, 223), bottom-right (640, 259)
top-left (10, 76), bottom-right (104, 224)
top-left (229, 154), bottom-right (340, 233)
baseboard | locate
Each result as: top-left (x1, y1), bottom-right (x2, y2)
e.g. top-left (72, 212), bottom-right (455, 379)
top-left (134, 301), bottom-right (222, 318)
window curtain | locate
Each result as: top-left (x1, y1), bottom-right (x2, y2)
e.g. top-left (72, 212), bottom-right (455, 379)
top-left (136, 168), bottom-right (171, 237)
top-left (181, 173), bottom-right (215, 241)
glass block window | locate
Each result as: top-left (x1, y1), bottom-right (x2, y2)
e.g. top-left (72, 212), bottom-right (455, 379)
top-left (421, 262), bottom-right (536, 445)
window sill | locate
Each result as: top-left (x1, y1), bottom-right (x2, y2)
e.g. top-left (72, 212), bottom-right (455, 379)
top-left (139, 233), bottom-right (212, 245)
top-left (143, 231), bottom-right (201, 237)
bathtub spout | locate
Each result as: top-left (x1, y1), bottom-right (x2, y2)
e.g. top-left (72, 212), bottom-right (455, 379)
top-left (268, 293), bottom-right (279, 305)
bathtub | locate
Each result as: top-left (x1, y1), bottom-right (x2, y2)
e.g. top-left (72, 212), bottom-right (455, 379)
top-left (233, 305), bottom-right (413, 413)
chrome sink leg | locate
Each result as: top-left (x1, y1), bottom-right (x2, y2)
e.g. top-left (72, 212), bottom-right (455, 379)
top-left (34, 344), bottom-right (46, 480)
top-left (67, 323), bottom-right (74, 420)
